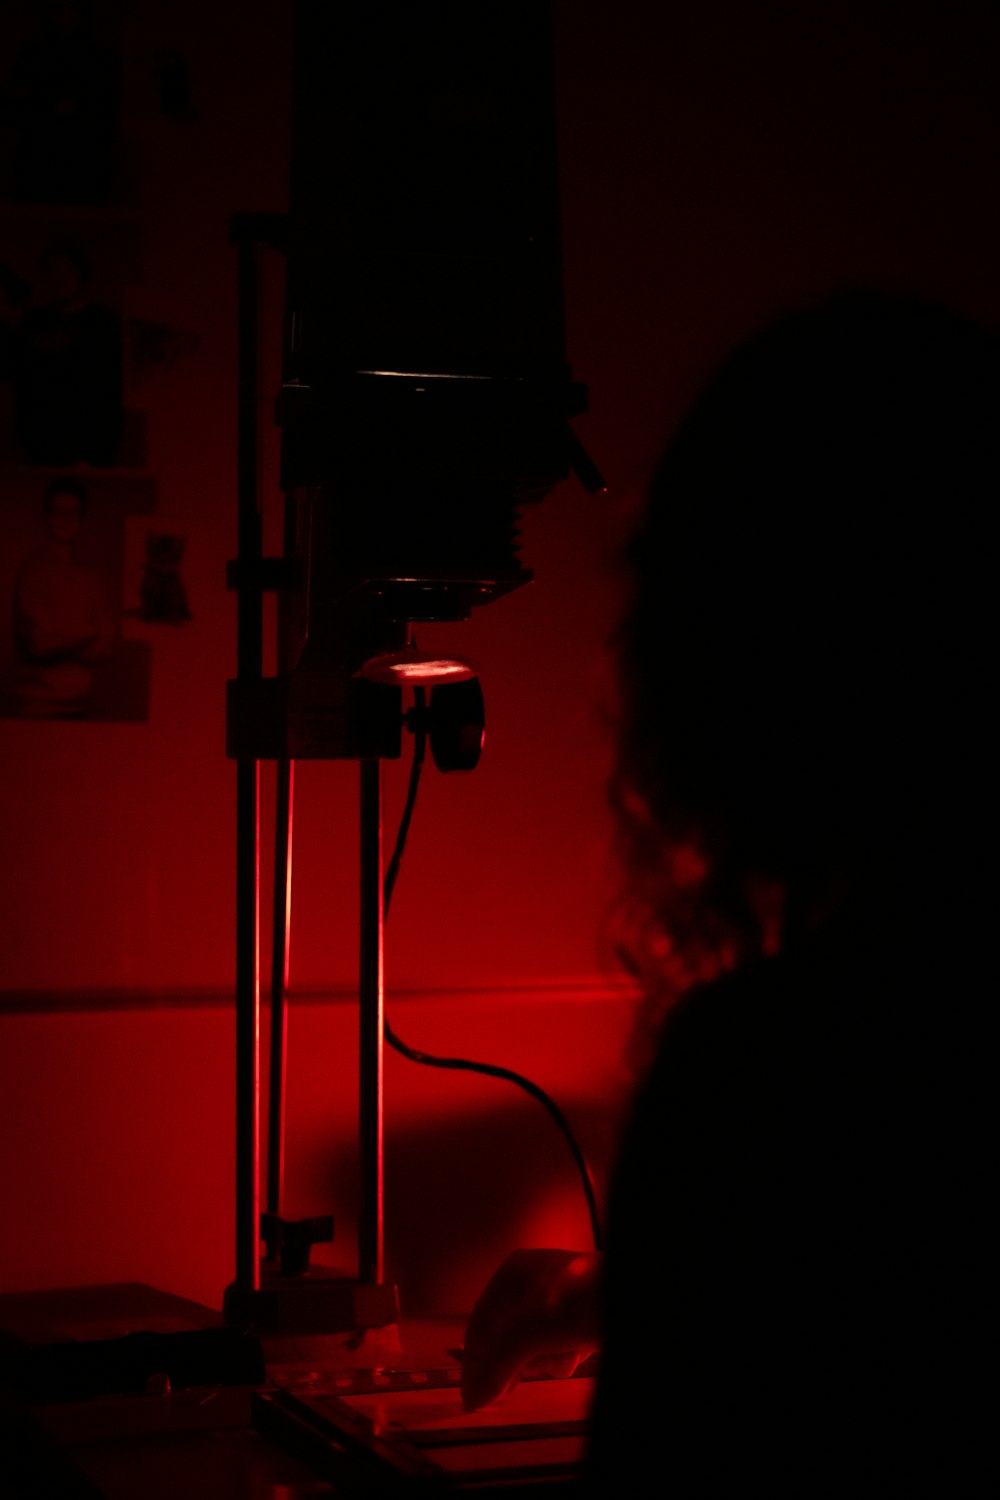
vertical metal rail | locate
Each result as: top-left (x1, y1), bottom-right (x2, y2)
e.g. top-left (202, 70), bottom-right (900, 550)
top-left (266, 757), bottom-right (294, 1218)
top-left (234, 227), bottom-right (263, 1296)
top-left (358, 759), bottom-right (385, 1285)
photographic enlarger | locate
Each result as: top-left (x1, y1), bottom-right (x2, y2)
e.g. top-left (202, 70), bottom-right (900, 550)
top-left (225, 0), bottom-right (604, 1491)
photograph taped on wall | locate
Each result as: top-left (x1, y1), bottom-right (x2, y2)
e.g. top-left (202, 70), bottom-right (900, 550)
top-left (0, 0), bottom-right (129, 210)
top-left (122, 515), bottom-right (193, 630)
top-left (0, 466), bottom-right (155, 721)
top-left (0, 206), bottom-right (144, 469)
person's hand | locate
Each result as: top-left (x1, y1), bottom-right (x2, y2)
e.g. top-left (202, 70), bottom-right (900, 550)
top-left (460, 1248), bottom-right (602, 1411)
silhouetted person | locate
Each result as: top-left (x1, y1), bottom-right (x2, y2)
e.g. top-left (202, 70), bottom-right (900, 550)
top-left (12, 475), bottom-right (114, 717)
top-left (462, 289), bottom-right (997, 1491)
top-left (14, 238), bottom-right (124, 467)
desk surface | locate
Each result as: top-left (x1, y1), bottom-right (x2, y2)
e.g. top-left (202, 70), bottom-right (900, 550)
top-left (0, 1284), bottom-right (471, 1498)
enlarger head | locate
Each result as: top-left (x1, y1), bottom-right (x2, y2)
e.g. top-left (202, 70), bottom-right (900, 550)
top-left (228, 1), bottom-right (600, 762)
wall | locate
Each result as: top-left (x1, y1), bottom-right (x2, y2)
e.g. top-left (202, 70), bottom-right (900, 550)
top-left (3, 0), bottom-right (1000, 1315)
top-left (0, 1), bottom-right (626, 1001)
top-left (0, 985), bottom-right (636, 1317)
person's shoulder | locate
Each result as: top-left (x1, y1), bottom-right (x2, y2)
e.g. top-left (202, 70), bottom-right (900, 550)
top-left (656, 953), bottom-right (798, 1063)
top-left (636, 939), bottom-right (860, 1125)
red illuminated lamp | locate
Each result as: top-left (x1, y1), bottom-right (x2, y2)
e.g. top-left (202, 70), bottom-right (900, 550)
top-left (358, 645), bottom-right (477, 686)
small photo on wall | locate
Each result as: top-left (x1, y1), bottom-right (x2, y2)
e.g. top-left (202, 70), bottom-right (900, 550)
top-left (0, 466), bottom-right (155, 721)
top-left (123, 516), bottom-right (194, 629)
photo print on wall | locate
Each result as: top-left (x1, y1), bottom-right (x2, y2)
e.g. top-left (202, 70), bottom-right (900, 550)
top-left (0, 0), bottom-right (131, 210)
top-left (0, 467), bottom-right (155, 721)
top-left (123, 516), bottom-right (193, 628)
top-left (0, 208), bottom-right (145, 470)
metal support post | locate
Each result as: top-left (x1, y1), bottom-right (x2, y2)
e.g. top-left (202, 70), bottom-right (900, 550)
top-left (358, 759), bottom-right (385, 1285)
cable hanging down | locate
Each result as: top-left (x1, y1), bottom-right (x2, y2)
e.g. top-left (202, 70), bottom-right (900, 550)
top-left (383, 686), bottom-right (604, 1254)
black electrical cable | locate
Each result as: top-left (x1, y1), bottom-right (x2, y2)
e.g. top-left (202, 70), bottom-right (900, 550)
top-left (383, 686), bottom-right (604, 1253)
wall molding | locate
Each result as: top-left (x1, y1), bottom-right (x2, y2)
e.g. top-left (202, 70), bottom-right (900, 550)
top-left (0, 976), bottom-right (637, 1017)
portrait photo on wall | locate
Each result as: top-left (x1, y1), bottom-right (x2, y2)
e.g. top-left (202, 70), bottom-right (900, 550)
top-left (0, 208), bottom-right (144, 469)
top-left (0, 466), bottom-right (154, 721)
top-left (123, 516), bottom-right (193, 629)
top-left (0, 0), bottom-right (128, 209)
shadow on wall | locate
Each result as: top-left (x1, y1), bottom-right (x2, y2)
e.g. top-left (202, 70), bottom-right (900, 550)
top-left (306, 1098), bottom-right (620, 1319)
top-left (396, 1100), bottom-right (617, 1319)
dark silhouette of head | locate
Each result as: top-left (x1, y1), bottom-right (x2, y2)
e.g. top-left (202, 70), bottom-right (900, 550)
top-left (612, 288), bottom-right (999, 1018)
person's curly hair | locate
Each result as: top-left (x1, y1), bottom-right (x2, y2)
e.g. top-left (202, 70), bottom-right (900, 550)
top-left (609, 288), bottom-right (1000, 1072)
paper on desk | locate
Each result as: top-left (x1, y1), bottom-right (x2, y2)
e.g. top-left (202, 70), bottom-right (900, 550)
top-left (340, 1374), bottom-right (596, 1434)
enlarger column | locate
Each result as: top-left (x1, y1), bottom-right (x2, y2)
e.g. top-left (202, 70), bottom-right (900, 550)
top-left (358, 758), bottom-right (385, 1285)
top-left (233, 223), bottom-right (263, 1298)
